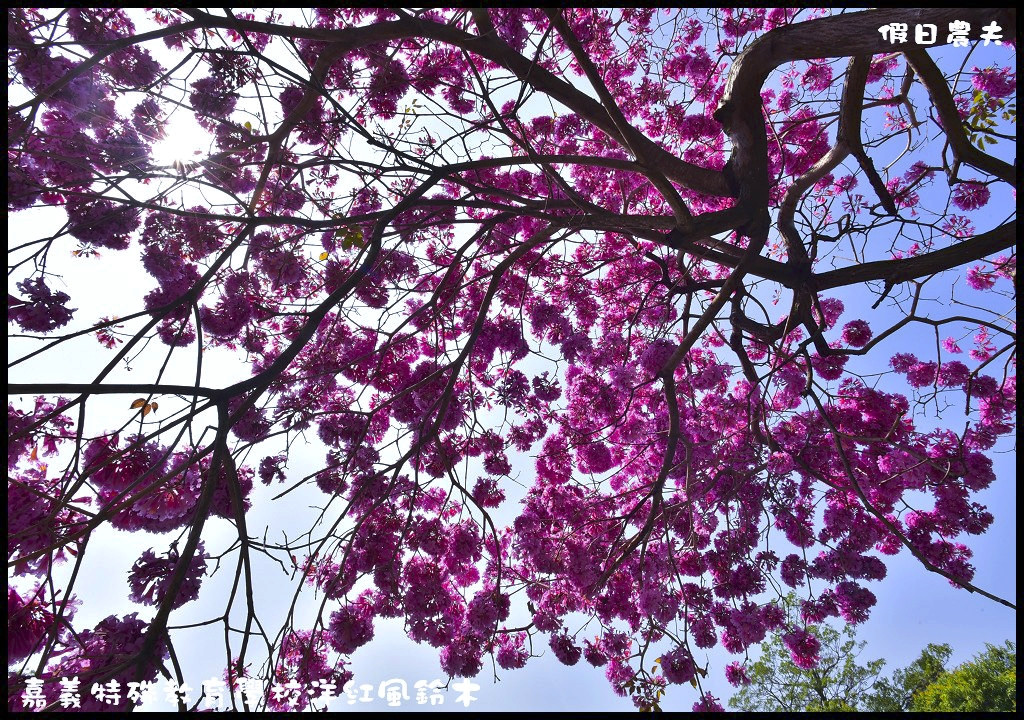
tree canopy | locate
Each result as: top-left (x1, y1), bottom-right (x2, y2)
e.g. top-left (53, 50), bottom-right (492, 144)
top-left (729, 610), bottom-right (1014, 713)
top-left (727, 604), bottom-right (887, 712)
top-left (7, 8), bottom-right (1017, 712)
top-left (866, 642), bottom-right (952, 712)
top-left (913, 640), bottom-right (1016, 713)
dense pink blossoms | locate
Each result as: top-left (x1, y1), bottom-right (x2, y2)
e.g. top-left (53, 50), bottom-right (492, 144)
top-left (971, 66), bottom-right (1016, 98)
top-left (8, 278), bottom-right (76, 332)
top-left (951, 181), bottom-right (992, 211)
top-left (127, 543), bottom-right (208, 609)
top-left (782, 627), bottom-right (821, 669)
top-left (7, 6), bottom-right (1015, 713)
top-left (8, 587), bottom-right (58, 664)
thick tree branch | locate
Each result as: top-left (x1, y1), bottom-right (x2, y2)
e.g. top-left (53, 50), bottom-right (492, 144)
top-left (812, 221), bottom-right (1016, 290)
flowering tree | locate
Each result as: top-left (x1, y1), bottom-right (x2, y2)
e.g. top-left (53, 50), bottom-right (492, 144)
top-left (8, 7), bottom-right (1016, 712)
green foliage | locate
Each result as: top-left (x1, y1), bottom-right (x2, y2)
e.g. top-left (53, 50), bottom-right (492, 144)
top-left (808, 698), bottom-right (858, 712)
top-left (865, 642), bottom-right (952, 712)
top-left (728, 619), bottom-right (885, 712)
top-left (912, 641), bottom-right (1016, 713)
top-left (965, 90), bottom-right (1016, 151)
top-left (733, 612), bottom-right (1016, 715)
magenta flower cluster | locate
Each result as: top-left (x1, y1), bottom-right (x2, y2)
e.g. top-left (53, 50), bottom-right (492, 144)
top-left (7, 7), bottom-right (1015, 711)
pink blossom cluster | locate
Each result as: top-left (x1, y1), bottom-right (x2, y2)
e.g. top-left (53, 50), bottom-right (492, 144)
top-left (971, 66), bottom-right (1016, 98)
top-left (8, 586), bottom-right (60, 664)
top-left (8, 278), bottom-right (76, 333)
top-left (6, 7), bottom-right (1016, 711)
top-left (127, 543), bottom-right (208, 609)
top-left (951, 181), bottom-right (992, 211)
top-left (267, 631), bottom-right (352, 711)
top-left (25, 614), bottom-right (167, 713)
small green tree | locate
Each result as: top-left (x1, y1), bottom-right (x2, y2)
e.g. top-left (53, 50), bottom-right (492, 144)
top-left (728, 621), bottom-right (885, 712)
top-left (865, 642), bottom-right (952, 712)
top-left (912, 641), bottom-right (1016, 713)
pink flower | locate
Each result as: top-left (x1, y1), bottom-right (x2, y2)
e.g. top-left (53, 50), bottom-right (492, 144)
top-left (967, 375), bottom-right (998, 399)
top-left (972, 66), bottom-right (1016, 98)
top-left (230, 400), bottom-right (271, 442)
top-left (906, 362), bottom-right (938, 388)
top-left (46, 614), bottom-right (167, 712)
top-left (66, 199), bottom-right (140, 250)
top-left (128, 544), bottom-right (207, 609)
top-left (471, 476), bottom-right (505, 508)
top-left (801, 63), bottom-right (832, 92)
top-left (937, 361), bottom-right (969, 388)
top-left (722, 8), bottom-right (765, 37)
top-left (814, 297), bottom-right (845, 328)
top-left (841, 320), bottom-right (872, 348)
top-left (549, 631), bottom-right (583, 666)
top-left (966, 266), bottom-right (997, 290)
top-left (483, 452), bottom-right (512, 476)
top-left (583, 638), bottom-right (608, 667)
top-left (496, 633), bottom-right (530, 669)
top-left (259, 454), bottom-right (287, 485)
top-left (367, 59), bottom-right (410, 118)
top-left (693, 693), bottom-right (725, 712)
top-left (580, 442), bottom-right (614, 473)
top-left (834, 581), bottom-right (875, 623)
top-left (812, 353), bottom-right (848, 380)
top-left (640, 338), bottom-right (675, 375)
top-left (903, 161), bottom-right (935, 184)
top-left (833, 174), bottom-right (858, 192)
top-left (661, 645), bottom-right (696, 684)
top-left (258, 249), bottom-right (305, 287)
top-left (890, 352), bottom-right (917, 373)
top-left (156, 319), bottom-right (196, 346)
top-left (67, 9), bottom-right (134, 50)
top-left (448, 522), bottom-right (482, 564)
top-left (867, 55), bottom-right (898, 84)
top-left (200, 278), bottom-right (255, 339)
top-left (532, 372), bottom-right (562, 402)
top-left (269, 630), bottom-right (350, 711)
top-left (8, 277), bottom-right (76, 332)
top-left (783, 627), bottom-right (821, 669)
top-left (561, 331), bottom-right (593, 363)
top-left (725, 661), bottom-right (751, 686)
top-left (886, 177), bottom-right (919, 208)
top-left (942, 214), bottom-right (974, 238)
top-left (951, 181), bottom-right (991, 211)
top-left (8, 586), bottom-right (56, 662)
top-left (781, 554), bottom-right (806, 587)
top-left (993, 255), bottom-right (1015, 281)
top-left (440, 635), bottom-right (484, 677)
top-left (466, 590), bottom-right (510, 633)
top-left (279, 84), bottom-right (327, 144)
top-left (189, 76), bottom-right (237, 118)
top-left (105, 47), bottom-right (162, 88)
top-left (328, 604), bottom-right (375, 655)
